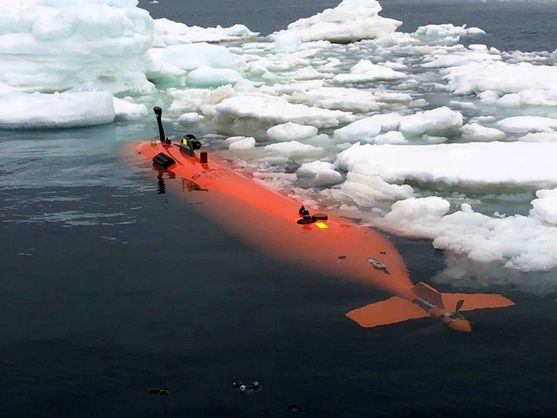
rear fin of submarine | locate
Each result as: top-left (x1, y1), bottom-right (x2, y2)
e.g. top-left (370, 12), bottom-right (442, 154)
top-left (346, 285), bottom-right (514, 329)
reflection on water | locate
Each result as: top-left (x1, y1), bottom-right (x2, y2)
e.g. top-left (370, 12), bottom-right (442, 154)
top-left (155, 168), bottom-right (175, 194)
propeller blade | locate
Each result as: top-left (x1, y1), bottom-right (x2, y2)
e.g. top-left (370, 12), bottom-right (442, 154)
top-left (455, 299), bottom-right (465, 313)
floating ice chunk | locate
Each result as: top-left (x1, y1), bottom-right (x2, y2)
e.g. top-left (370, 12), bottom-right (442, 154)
top-left (209, 93), bottom-right (353, 130)
top-left (146, 43), bottom-right (240, 86)
top-left (446, 61), bottom-right (557, 95)
top-left (423, 54), bottom-right (488, 69)
top-left (482, 89), bottom-right (557, 108)
top-left (384, 197), bottom-right (451, 238)
top-left (518, 88), bottom-right (557, 106)
top-left (151, 43), bottom-right (237, 73)
top-left (383, 60), bottom-right (407, 71)
top-left (379, 197), bottom-right (557, 271)
top-left (399, 107), bottom-right (463, 136)
top-left (422, 135), bottom-right (448, 144)
top-left (382, 196), bottom-right (557, 272)
top-left (467, 27), bottom-right (486, 36)
top-left (373, 131), bottom-right (408, 145)
top-left (265, 141), bottom-right (325, 160)
top-left (478, 90), bottom-right (499, 104)
top-left (178, 112), bottom-right (204, 124)
top-left (296, 161), bottom-right (342, 186)
top-left (531, 188), bottom-right (557, 226)
top-left (333, 60), bottom-right (406, 83)
top-left (267, 122), bottom-right (318, 142)
top-left (261, 81), bottom-right (325, 97)
top-left (273, 0), bottom-right (401, 43)
top-left (333, 118), bottom-right (381, 142)
top-left (288, 87), bottom-right (380, 113)
top-left (519, 132), bottom-right (557, 143)
top-left (0, 91), bottom-right (114, 128)
top-left (461, 123), bottom-right (505, 142)
top-left (0, 1), bottom-right (154, 94)
top-left (113, 97), bottom-right (147, 121)
top-left (153, 18), bottom-right (256, 46)
top-left (223, 136), bottom-right (248, 146)
top-left (274, 32), bottom-right (302, 52)
top-left (497, 116), bottom-right (557, 134)
top-left (186, 66), bottom-right (243, 88)
top-left (336, 142), bottom-right (557, 187)
top-left (367, 113), bottom-right (402, 131)
top-left (413, 24), bottom-right (485, 45)
top-left (168, 86), bottom-right (234, 114)
top-left (228, 136), bottom-right (256, 151)
top-left (0, 82), bottom-right (20, 95)
top-left (497, 93), bottom-right (521, 108)
top-left (375, 92), bottom-right (412, 104)
top-left (289, 67), bottom-right (325, 81)
top-left (336, 173), bottom-right (413, 207)
top-left (333, 113), bottom-right (403, 143)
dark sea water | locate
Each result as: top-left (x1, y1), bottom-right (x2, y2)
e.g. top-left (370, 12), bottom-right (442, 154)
top-left (1, 1), bottom-right (557, 417)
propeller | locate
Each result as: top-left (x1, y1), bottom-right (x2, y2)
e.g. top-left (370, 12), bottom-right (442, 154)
top-left (455, 299), bottom-right (465, 313)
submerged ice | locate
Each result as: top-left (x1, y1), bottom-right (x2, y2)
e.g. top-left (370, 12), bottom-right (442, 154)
top-left (4, 0), bottom-right (557, 279)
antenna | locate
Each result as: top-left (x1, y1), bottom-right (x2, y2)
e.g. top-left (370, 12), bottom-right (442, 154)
top-left (153, 107), bottom-right (166, 143)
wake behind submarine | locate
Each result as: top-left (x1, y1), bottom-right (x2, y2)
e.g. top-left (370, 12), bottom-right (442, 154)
top-left (128, 107), bottom-right (514, 333)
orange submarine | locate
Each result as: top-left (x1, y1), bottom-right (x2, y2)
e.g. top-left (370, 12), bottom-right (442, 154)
top-left (129, 107), bottom-right (514, 333)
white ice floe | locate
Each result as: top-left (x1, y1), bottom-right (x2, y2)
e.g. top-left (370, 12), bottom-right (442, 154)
top-left (178, 112), bottom-right (205, 124)
top-left (336, 142), bottom-right (557, 187)
top-left (206, 93), bottom-right (354, 132)
top-left (531, 188), bottom-right (557, 226)
top-left (0, 91), bottom-right (115, 128)
top-left (323, 173), bottom-right (413, 207)
top-left (333, 113), bottom-right (403, 142)
top-left (228, 136), bottom-right (256, 151)
top-left (422, 46), bottom-right (500, 69)
top-left (113, 97), bottom-right (147, 120)
top-left (399, 107), bottom-right (463, 137)
top-left (151, 43), bottom-right (237, 72)
top-left (272, 0), bottom-right (401, 43)
top-left (496, 116), bottom-right (557, 134)
top-left (153, 18), bottom-right (256, 47)
top-left (333, 60), bottom-right (406, 83)
top-left (446, 61), bottom-right (557, 96)
top-left (373, 131), bottom-right (408, 144)
top-left (186, 66), bottom-right (243, 88)
top-left (287, 87), bottom-right (380, 113)
top-left (168, 86), bottom-right (235, 114)
top-left (495, 89), bottom-right (557, 108)
top-left (146, 43), bottom-right (239, 84)
top-left (296, 161), bottom-right (343, 187)
top-left (412, 24), bottom-right (485, 45)
top-left (264, 141), bottom-right (325, 161)
top-left (382, 196), bottom-right (557, 272)
top-left (461, 123), bottom-right (506, 142)
top-left (0, 0), bottom-right (154, 94)
top-left (519, 132), bottom-right (557, 142)
top-left (497, 93), bottom-right (521, 108)
top-left (267, 122), bottom-right (318, 142)
top-left (333, 118), bottom-right (381, 142)
top-left (273, 32), bottom-right (302, 52)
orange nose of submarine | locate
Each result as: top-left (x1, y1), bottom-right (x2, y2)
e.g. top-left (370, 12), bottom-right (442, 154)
top-left (448, 319), bottom-right (472, 333)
